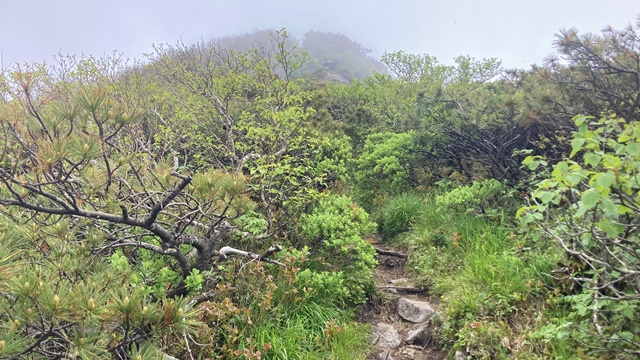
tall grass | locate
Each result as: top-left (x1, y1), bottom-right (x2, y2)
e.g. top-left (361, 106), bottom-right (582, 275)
top-left (250, 302), bottom-right (369, 360)
top-left (378, 193), bottom-right (426, 238)
top-left (382, 189), bottom-right (558, 358)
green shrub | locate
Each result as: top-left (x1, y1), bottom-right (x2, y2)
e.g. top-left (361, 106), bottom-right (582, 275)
top-left (403, 199), bottom-right (462, 285)
top-left (449, 319), bottom-right (512, 359)
top-left (436, 178), bottom-right (505, 215)
top-left (298, 194), bottom-right (377, 305)
top-left (0, 217), bottom-right (201, 360)
top-left (188, 247), bottom-right (370, 359)
top-left (355, 132), bottom-right (418, 209)
top-left (379, 193), bottom-right (426, 238)
top-left (519, 114), bottom-right (640, 357)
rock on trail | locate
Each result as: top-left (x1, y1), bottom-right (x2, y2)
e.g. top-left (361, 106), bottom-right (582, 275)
top-left (362, 241), bottom-right (445, 360)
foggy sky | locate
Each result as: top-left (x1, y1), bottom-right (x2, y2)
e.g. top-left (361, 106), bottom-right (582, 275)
top-left (1, 0), bottom-right (639, 70)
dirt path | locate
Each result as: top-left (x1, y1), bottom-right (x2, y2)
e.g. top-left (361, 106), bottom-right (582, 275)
top-left (361, 240), bottom-right (446, 360)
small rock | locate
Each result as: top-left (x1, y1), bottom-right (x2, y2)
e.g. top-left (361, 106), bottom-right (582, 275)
top-left (405, 322), bottom-right (432, 346)
top-left (378, 350), bottom-right (395, 360)
top-left (372, 322), bottom-right (401, 348)
top-left (397, 298), bottom-right (435, 323)
top-left (389, 278), bottom-right (410, 285)
top-left (455, 350), bottom-right (467, 360)
top-left (400, 347), bottom-right (417, 357)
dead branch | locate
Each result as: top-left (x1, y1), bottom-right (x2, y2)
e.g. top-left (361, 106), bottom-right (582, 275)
top-left (214, 244), bottom-right (285, 267)
top-left (375, 247), bottom-right (408, 258)
top-left (377, 285), bottom-right (426, 293)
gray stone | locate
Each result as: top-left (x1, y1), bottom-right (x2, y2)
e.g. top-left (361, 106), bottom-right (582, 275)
top-left (455, 350), bottom-right (467, 360)
top-left (397, 298), bottom-right (435, 323)
top-left (400, 347), bottom-right (418, 357)
top-left (378, 350), bottom-right (395, 360)
top-left (372, 322), bottom-right (401, 348)
top-left (405, 322), bottom-right (432, 346)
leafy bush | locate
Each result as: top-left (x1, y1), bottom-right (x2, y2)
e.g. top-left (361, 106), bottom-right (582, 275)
top-left (436, 178), bottom-right (505, 215)
top-left (519, 114), bottom-right (640, 357)
top-left (379, 193), bottom-right (426, 238)
top-left (355, 132), bottom-right (418, 209)
top-left (187, 249), bottom-right (369, 359)
top-left (298, 194), bottom-right (377, 305)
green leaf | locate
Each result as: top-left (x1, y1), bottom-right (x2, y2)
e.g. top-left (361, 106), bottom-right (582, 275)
top-left (288, 177), bottom-right (300, 186)
top-left (574, 115), bottom-right (588, 126)
top-left (626, 142), bottom-right (640, 157)
top-left (570, 138), bottom-right (586, 158)
top-left (634, 126), bottom-right (640, 140)
top-left (597, 220), bottom-right (624, 237)
top-left (591, 172), bottom-right (616, 192)
top-left (575, 204), bottom-right (589, 218)
top-left (577, 124), bottom-right (589, 136)
top-left (518, 212), bottom-right (535, 225)
top-left (622, 306), bottom-right (636, 320)
top-left (619, 205), bottom-right (634, 215)
top-left (515, 207), bottom-right (528, 219)
top-left (535, 191), bottom-right (556, 204)
top-left (566, 174), bottom-right (584, 186)
top-left (618, 134), bottom-right (631, 143)
top-left (602, 154), bottom-right (622, 168)
top-left (581, 189), bottom-right (600, 209)
top-left (522, 156), bottom-right (534, 165)
top-left (551, 162), bottom-right (569, 179)
top-left (600, 197), bottom-right (619, 218)
top-left (583, 153), bottom-right (601, 167)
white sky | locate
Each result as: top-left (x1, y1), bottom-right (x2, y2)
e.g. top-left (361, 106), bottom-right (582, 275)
top-left (1, 0), bottom-right (639, 69)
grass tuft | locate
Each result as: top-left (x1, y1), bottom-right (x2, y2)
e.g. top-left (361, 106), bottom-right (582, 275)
top-left (379, 193), bottom-right (426, 238)
top-left (250, 302), bottom-right (370, 360)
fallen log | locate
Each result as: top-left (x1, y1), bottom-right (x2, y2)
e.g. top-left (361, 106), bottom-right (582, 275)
top-left (377, 285), bottom-right (426, 293)
top-left (375, 247), bottom-right (408, 258)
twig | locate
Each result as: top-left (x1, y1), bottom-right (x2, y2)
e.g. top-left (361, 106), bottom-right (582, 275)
top-left (184, 332), bottom-right (195, 360)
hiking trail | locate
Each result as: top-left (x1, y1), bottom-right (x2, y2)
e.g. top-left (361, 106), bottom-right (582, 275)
top-left (361, 237), bottom-right (448, 360)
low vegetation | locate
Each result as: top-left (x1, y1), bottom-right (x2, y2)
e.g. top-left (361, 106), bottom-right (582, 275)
top-left (1, 16), bottom-right (640, 360)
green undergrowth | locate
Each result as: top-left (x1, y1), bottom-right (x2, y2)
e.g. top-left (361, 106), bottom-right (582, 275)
top-left (378, 192), bottom-right (426, 237)
top-left (170, 193), bottom-right (375, 359)
top-left (378, 191), bottom-right (568, 359)
top-left (185, 251), bottom-right (371, 360)
top-left (251, 302), bottom-right (370, 360)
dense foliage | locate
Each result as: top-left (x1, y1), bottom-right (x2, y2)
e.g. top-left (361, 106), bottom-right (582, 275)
top-left (0, 32), bottom-right (364, 359)
top-left (520, 114), bottom-right (640, 356)
top-left (1, 16), bottom-right (640, 360)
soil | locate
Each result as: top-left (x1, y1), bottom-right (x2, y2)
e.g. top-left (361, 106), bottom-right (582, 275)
top-left (361, 240), bottom-right (447, 360)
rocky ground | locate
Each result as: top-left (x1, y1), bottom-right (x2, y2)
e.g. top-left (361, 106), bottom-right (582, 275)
top-left (362, 241), bottom-right (449, 360)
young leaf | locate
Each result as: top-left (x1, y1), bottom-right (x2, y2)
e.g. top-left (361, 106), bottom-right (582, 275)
top-left (626, 142), bottom-right (640, 157)
top-left (597, 220), bottom-right (624, 237)
top-left (584, 153), bottom-right (601, 167)
top-left (591, 172), bottom-right (616, 192)
top-left (535, 191), bottom-right (556, 204)
top-left (581, 188), bottom-right (600, 209)
top-left (570, 138), bottom-right (586, 158)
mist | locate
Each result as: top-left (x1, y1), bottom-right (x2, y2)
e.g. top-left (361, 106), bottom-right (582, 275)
top-left (1, 0), bottom-right (639, 69)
